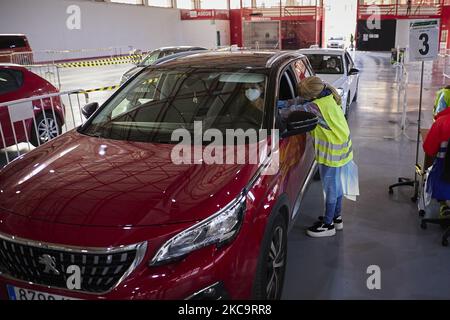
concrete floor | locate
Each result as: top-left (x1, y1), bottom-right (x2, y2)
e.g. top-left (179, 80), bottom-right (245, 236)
top-left (282, 51), bottom-right (450, 299)
top-left (59, 63), bottom-right (129, 105)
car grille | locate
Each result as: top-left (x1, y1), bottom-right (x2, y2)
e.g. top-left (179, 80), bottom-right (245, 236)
top-left (0, 234), bottom-right (147, 294)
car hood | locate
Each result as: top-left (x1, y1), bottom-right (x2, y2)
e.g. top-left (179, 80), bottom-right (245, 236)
top-left (316, 73), bottom-right (346, 88)
top-left (0, 131), bottom-right (259, 227)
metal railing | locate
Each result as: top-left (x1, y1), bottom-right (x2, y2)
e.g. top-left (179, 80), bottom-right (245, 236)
top-left (358, 3), bottom-right (441, 17)
top-left (0, 90), bottom-right (89, 165)
top-left (0, 46), bottom-right (136, 65)
top-left (24, 64), bottom-right (61, 89)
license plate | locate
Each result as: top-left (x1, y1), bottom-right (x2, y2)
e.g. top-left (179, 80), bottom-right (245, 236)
top-left (7, 285), bottom-right (78, 300)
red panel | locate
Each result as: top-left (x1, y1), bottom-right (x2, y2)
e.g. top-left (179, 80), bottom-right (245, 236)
top-left (180, 9), bottom-right (230, 20)
top-left (230, 9), bottom-right (243, 47)
top-left (441, 6), bottom-right (450, 48)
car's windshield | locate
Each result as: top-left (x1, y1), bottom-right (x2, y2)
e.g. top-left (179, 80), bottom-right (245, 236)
top-left (330, 37), bottom-right (343, 41)
top-left (81, 68), bottom-right (267, 144)
top-left (306, 54), bottom-right (344, 75)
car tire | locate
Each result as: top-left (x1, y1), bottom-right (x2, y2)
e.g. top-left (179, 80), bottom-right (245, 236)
top-left (30, 113), bottom-right (62, 147)
top-left (252, 213), bottom-right (288, 300)
top-left (353, 81), bottom-right (359, 102)
top-left (345, 96), bottom-right (350, 118)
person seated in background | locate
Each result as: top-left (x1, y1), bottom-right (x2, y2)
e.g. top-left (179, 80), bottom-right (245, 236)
top-left (324, 58), bottom-right (340, 73)
top-left (423, 106), bottom-right (450, 217)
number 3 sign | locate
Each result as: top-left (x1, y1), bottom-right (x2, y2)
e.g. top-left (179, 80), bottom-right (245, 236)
top-left (409, 20), bottom-right (439, 62)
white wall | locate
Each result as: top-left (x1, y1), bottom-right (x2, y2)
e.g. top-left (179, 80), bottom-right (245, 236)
top-left (180, 20), bottom-right (230, 48)
top-left (0, 0), bottom-right (230, 61)
top-left (324, 0), bottom-right (357, 46)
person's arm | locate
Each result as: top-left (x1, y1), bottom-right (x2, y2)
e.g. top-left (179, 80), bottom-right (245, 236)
top-left (279, 101), bottom-right (329, 129)
top-left (277, 96), bottom-right (305, 109)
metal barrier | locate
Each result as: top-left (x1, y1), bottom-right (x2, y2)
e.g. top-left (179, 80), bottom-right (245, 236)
top-left (0, 46), bottom-right (137, 65)
top-left (0, 90), bottom-right (89, 165)
top-left (24, 64), bottom-right (61, 89)
top-left (31, 46), bottom-right (132, 64)
top-left (438, 49), bottom-right (450, 82)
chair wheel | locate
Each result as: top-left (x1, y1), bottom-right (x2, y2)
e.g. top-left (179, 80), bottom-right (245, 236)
top-left (421, 221), bottom-right (427, 229)
top-left (442, 239), bottom-right (448, 247)
top-left (419, 210), bottom-right (426, 217)
top-left (389, 188), bottom-right (393, 195)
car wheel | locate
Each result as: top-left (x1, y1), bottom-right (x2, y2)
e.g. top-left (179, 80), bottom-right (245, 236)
top-left (345, 96), bottom-right (350, 118)
top-left (30, 113), bottom-right (62, 147)
top-left (252, 213), bottom-right (287, 300)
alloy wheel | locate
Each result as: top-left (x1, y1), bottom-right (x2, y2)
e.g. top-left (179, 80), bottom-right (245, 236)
top-left (37, 117), bottom-right (59, 143)
top-left (266, 226), bottom-right (286, 299)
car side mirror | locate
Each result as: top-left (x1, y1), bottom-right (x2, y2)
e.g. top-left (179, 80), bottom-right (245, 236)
top-left (348, 68), bottom-right (359, 75)
top-left (82, 102), bottom-right (99, 119)
top-left (282, 111), bottom-right (318, 138)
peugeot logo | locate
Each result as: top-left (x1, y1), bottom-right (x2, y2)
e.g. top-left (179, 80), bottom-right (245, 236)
top-left (38, 254), bottom-right (60, 275)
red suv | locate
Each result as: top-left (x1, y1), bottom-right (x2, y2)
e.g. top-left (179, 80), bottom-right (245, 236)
top-left (0, 64), bottom-right (64, 148)
top-left (0, 51), bottom-right (317, 300)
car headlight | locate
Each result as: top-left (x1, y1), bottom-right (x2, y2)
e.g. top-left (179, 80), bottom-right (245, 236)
top-left (150, 194), bottom-right (246, 266)
top-left (337, 88), bottom-right (344, 97)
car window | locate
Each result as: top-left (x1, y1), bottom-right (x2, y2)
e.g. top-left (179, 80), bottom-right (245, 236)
top-left (0, 69), bottom-right (22, 94)
top-left (140, 51), bottom-right (161, 66)
top-left (160, 50), bottom-right (178, 58)
top-left (279, 69), bottom-right (296, 101)
top-left (306, 54), bottom-right (344, 75)
top-left (345, 53), bottom-right (353, 72)
top-left (82, 69), bottom-right (268, 143)
top-left (292, 59), bottom-right (312, 83)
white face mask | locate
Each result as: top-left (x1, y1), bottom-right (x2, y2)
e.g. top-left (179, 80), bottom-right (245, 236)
top-left (245, 88), bottom-right (261, 102)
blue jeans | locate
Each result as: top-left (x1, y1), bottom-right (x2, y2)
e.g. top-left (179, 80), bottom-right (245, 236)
top-left (319, 164), bottom-right (343, 225)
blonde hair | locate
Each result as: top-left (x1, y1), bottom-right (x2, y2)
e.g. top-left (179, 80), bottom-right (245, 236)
top-left (298, 76), bottom-right (342, 106)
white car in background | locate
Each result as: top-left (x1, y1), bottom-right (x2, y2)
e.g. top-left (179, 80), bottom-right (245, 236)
top-left (298, 48), bottom-right (359, 117)
top-left (327, 36), bottom-right (346, 49)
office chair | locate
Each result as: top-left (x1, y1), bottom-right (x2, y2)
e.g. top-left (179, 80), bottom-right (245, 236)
top-left (420, 138), bottom-right (450, 247)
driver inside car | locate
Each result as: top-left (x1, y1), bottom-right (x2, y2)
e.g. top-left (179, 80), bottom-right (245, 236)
top-left (233, 82), bottom-right (265, 129)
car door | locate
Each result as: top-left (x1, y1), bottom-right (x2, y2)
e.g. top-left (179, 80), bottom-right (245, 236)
top-left (344, 52), bottom-right (358, 101)
top-left (276, 59), bottom-right (315, 221)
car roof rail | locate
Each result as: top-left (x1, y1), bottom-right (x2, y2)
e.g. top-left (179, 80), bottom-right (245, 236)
top-left (153, 50), bottom-right (207, 66)
top-left (266, 51), bottom-right (303, 68)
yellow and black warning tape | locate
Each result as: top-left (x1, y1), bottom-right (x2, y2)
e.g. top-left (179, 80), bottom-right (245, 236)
top-left (57, 54), bottom-right (143, 68)
top-left (79, 78), bottom-right (160, 94)
top-left (79, 85), bottom-right (120, 93)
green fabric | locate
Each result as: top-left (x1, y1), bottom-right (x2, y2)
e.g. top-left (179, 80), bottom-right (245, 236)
top-left (312, 94), bottom-right (353, 167)
top-left (434, 88), bottom-right (450, 116)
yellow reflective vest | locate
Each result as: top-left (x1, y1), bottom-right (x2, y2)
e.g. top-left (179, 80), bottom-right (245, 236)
top-left (311, 94), bottom-right (353, 167)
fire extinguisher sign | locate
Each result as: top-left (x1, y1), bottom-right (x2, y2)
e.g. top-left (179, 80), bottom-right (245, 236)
top-left (409, 20), bottom-right (439, 62)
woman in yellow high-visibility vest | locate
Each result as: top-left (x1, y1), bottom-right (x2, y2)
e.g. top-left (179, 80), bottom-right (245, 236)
top-left (279, 76), bottom-right (356, 237)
